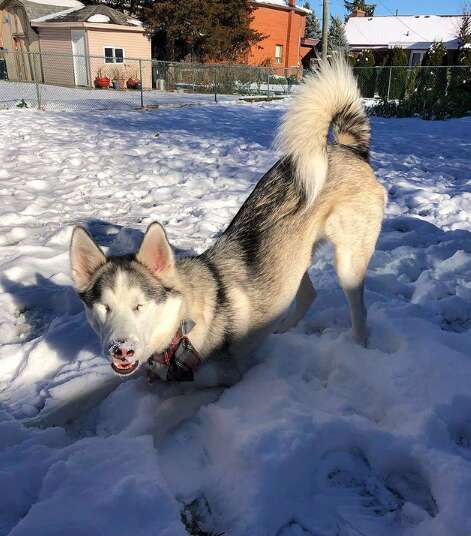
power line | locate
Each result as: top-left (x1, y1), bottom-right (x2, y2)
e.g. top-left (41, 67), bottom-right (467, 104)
top-left (376, 0), bottom-right (432, 43)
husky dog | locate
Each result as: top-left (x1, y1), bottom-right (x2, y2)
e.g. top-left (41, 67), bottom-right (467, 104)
top-left (70, 56), bottom-right (386, 388)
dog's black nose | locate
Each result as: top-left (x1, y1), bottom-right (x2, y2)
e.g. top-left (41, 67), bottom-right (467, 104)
top-left (109, 341), bottom-right (135, 360)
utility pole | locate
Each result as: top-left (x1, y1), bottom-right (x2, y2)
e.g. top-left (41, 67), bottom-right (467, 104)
top-left (322, 0), bottom-right (329, 60)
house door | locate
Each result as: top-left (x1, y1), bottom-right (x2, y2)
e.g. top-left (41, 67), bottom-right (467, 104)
top-left (71, 30), bottom-right (89, 86)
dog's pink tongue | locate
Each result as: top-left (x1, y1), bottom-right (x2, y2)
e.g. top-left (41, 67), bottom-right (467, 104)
top-left (113, 359), bottom-right (133, 370)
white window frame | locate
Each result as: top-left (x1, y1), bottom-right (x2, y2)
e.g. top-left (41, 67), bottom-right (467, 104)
top-left (104, 46), bottom-right (125, 64)
top-left (409, 50), bottom-right (425, 67)
top-left (275, 44), bottom-right (283, 64)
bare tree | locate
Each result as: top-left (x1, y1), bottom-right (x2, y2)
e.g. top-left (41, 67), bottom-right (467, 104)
top-left (457, 4), bottom-right (471, 46)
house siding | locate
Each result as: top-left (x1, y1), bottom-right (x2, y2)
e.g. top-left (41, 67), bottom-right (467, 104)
top-left (248, 4), bottom-right (306, 70)
top-left (86, 27), bottom-right (151, 88)
top-left (38, 27), bottom-right (74, 86)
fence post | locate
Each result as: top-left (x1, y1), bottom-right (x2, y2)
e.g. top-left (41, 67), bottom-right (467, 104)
top-left (139, 59), bottom-right (144, 108)
top-left (213, 67), bottom-right (217, 103)
top-left (387, 65), bottom-right (392, 102)
top-left (266, 69), bottom-right (270, 99)
top-left (33, 53), bottom-right (41, 110)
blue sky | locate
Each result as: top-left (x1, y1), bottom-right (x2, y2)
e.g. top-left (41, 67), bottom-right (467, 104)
top-left (304, 0), bottom-right (465, 18)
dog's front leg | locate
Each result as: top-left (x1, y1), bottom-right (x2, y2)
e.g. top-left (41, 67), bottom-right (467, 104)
top-left (153, 386), bottom-right (225, 447)
top-left (193, 355), bottom-right (241, 388)
top-left (152, 356), bottom-right (240, 447)
top-left (275, 271), bottom-right (317, 333)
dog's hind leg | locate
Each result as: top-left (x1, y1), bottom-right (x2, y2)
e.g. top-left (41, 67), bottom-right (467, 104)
top-left (275, 271), bottom-right (317, 333)
top-left (334, 248), bottom-right (370, 346)
top-left (325, 202), bottom-right (383, 346)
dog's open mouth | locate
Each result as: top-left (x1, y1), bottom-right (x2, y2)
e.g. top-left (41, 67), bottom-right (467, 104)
top-left (111, 359), bottom-right (140, 376)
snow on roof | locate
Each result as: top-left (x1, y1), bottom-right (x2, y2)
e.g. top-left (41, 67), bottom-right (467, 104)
top-left (346, 15), bottom-right (463, 50)
top-left (253, 0), bottom-right (310, 14)
top-left (87, 13), bottom-right (109, 22)
top-left (32, 4), bottom-right (141, 26)
top-left (32, 5), bottom-right (81, 22)
top-left (26, 0), bottom-right (83, 7)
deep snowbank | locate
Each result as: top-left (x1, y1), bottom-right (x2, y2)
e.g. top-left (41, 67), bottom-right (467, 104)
top-left (0, 105), bottom-right (470, 535)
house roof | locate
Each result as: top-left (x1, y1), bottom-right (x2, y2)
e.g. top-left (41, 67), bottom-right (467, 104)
top-left (253, 0), bottom-right (310, 14)
top-left (34, 4), bottom-right (141, 26)
top-left (0, 0), bottom-right (83, 21)
top-left (345, 15), bottom-right (463, 50)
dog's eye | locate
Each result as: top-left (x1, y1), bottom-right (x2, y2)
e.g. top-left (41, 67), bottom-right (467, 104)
top-left (134, 304), bottom-right (143, 312)
top-left (104, 305), bottom-right (111, 313)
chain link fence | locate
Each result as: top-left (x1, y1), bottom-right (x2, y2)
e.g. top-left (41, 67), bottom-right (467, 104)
top-left (0, 50), bottom-right (302, 112)
top-left (353, 65), bottom-right (471, 119)
top-left (353, 65), bottom-right (471, 101)
top-left (1, 51), bottom-right (468, 116)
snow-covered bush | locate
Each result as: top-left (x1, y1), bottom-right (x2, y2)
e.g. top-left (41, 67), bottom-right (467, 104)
top-left (447, 44), bottom-right (471, 117)
top-left (372, 41), bottom-right (471, 120)
top-left (352, 49), bottom-right (376, 98)
top-left (377, 47), bottom-right (408, 101)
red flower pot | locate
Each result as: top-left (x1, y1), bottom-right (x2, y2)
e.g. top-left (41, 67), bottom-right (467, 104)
top-left (95, 76), bottom-right (110, 89)
top-left (127, 78), bottom-right (140, 89)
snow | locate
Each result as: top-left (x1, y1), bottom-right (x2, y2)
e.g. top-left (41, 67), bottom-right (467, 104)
top-left (127, 18), bottom-right (143, 26)
top-left (0, 81), bottom-right (243, 111)
top-left (87, 13), bottom-right (110, 23)
top-left (0, 81), bottom-right (292, 112)
top-left (0, 102), bottom-right (471, 536)
top-left (346, 15), bottom-right (463, 50)
top-left (254, 0), bottom-right (311, 14)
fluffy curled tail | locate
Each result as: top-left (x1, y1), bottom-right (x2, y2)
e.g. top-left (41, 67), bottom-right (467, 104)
top-left (275, 54), bottom-right (370, 205)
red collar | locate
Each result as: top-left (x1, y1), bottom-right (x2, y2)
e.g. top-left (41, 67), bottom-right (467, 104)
top-left (154, 326), bottom-right (185, 368)
top-left (147, 324), bottom-right (201, 383)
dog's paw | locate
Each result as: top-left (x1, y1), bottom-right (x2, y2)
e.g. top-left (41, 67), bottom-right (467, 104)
top-left (352, 328), bottom-right (368, 348)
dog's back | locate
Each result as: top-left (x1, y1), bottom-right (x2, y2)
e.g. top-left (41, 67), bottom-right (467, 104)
top-left (195, 55), bottom-right (386, 350)
top-left (69, 55), bottom-right (386, 382)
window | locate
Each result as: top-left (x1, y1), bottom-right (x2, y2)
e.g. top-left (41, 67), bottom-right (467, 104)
top-left (275, 44), bottom-right (283, 64)
top-left (409, 51), bottom-right (424, 67)
top-left (104, 47), bottom-right (124, 63)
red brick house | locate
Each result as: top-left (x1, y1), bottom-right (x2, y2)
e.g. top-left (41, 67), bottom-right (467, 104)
top-left (248, 0), bottom-right (315, 71)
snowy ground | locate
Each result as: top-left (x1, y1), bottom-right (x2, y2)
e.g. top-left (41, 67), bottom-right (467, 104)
top-left (0, 103), bottom-right (471, 536)
top-left (0, 80), bottom-right (242, 111)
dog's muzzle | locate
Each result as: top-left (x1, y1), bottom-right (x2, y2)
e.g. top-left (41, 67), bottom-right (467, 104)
top-left (108, 340), bottom-right (140, 376)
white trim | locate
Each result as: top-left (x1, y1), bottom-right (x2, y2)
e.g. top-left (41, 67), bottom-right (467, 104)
top-left (275, 44), bottom-right (283, 64)
top-left (25, 0), bottom-right (83, 7)
top-left (409, 50), bottom-right (425, 66)
top-left (103, 45), bottom-right (125, 64)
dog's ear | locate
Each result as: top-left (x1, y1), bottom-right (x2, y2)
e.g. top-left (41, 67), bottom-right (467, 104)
top-left (136, 222), bottom-right (175, 276)
top-left (70, 226), bottom-right (106, 291)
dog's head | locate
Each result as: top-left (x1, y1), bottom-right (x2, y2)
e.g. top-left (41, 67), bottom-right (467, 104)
top-left (70, 223), bottom-right (183, 376)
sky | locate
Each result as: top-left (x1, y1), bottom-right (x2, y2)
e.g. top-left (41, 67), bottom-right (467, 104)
top-left (305, 0), bottom-right (465, 18)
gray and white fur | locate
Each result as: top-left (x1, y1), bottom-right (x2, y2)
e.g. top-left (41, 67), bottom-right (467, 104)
top-left (70, 55), bottom-right (386, 389)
